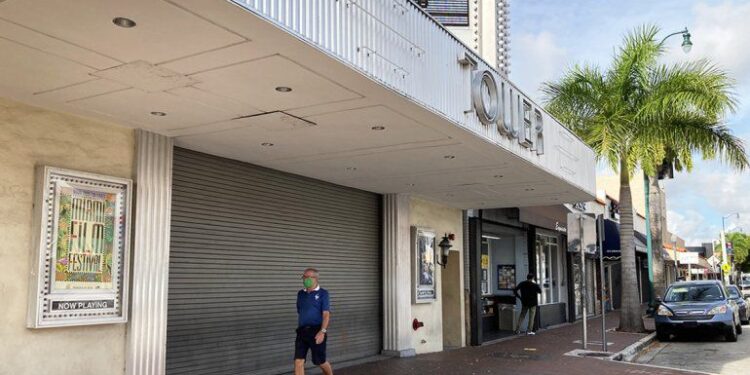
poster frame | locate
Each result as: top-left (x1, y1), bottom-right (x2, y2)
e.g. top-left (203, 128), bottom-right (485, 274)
top-left (27, 166), bottom-right (132, 328)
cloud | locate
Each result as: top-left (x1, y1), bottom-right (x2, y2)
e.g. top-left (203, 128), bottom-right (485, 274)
top-left (511, 32), bottom-right (568, 99)
top-left (666, 166), bottom-right (750, 242)
top-left (690, 1), bottom-right (750, 78)
top-left (664, 1), bottom-right (750, 119)
top-left (667, 209), bottom-right (718, 245)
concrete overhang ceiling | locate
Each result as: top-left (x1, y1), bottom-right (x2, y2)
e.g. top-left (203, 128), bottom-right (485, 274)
top-left (0, 0), bottom-right (592, 209)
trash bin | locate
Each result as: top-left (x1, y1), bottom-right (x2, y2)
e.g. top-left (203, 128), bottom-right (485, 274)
top-left (497, 303), bottom-right (518, 331)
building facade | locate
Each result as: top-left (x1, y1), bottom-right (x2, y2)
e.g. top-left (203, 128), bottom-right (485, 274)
top-left (0, 1), bottom-right (595, 374)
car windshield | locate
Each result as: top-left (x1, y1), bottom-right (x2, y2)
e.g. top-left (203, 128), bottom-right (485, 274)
top-left (728, 287), bottom-right (741, 299)
top-left (664, 284), bottom-right (724, 302)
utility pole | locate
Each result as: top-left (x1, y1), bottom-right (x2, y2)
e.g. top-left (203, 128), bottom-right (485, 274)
top-left (579, 214), bottom-right (587, 350)
top-left (721, 213), bottom-right (739, 285)
top-left (597, 214), bottom-right (607, 352)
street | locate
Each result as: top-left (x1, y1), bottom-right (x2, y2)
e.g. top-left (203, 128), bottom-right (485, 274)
top-left (635, 324), bottom-right (750, 374)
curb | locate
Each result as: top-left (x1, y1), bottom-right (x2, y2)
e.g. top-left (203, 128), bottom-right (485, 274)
top-left (611, 332), bottom-right (656, 362)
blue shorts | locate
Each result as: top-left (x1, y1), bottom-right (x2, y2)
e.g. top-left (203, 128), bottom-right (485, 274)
top-left (294, 325), bottom-right (327, 365)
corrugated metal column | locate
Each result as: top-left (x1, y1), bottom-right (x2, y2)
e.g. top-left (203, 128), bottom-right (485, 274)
top-left (382, 194), bottom-right (415, 357)
top-left (126, 130), bottom-right (173, 375)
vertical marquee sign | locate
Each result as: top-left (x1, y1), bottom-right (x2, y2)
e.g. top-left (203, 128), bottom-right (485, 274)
top-left (27, 166), bottom-right (132, 328)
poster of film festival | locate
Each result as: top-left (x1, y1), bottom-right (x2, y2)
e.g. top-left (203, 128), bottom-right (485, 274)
top-left (27, 166), bottom-right (132, 328)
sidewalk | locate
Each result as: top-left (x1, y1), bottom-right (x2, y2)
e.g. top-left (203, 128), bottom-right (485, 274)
top-left (336, 312), bottom-right (693, 375)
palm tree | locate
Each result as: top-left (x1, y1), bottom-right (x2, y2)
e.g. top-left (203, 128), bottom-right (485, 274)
top-left (543, 25), bottom-right (747, 332)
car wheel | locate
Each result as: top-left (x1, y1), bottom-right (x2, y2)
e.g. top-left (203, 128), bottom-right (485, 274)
top-left (737, 323), bottom-right (743, 335)
top-left (726, 324), bottom-right (739, 342)
top-left (656, 330), bottom-right (670, 342)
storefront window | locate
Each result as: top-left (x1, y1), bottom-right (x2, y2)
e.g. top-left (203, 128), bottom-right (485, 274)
top-left (536, 233), bottom-right (565, 304)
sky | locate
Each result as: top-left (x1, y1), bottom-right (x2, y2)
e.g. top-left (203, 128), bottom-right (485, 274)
top-left (510, 0), bottom-right (750, 246)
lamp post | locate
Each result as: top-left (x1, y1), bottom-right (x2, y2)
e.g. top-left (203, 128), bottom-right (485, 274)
top-left (721, 213), bottom-right (739, 285)
top-left (643, 27), bottom-right (692, 309)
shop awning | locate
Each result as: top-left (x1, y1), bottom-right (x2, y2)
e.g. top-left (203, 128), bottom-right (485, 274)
top-left (601, 219), bottom-right (647, 260)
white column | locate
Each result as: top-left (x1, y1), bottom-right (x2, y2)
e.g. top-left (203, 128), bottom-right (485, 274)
top-left (126, 130), bottom-right (173, 375)
top-left (382, 194), bottom-right (416, 357)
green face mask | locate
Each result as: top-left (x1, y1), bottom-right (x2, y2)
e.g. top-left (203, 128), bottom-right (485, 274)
top-left (303, 277), bottom-right (315, 288)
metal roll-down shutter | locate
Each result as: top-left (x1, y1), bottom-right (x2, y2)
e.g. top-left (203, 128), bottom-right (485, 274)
top-left (167, 148), bottom-right (382, 375)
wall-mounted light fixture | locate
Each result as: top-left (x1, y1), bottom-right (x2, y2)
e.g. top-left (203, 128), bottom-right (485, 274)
top-left (436, 233), bottom-right (453, 268)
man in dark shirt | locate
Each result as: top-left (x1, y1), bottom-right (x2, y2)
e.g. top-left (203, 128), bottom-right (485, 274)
top-left (294, 268), bottom-right (333, 375)
top-left (514, 273), bottom-right (542, 335)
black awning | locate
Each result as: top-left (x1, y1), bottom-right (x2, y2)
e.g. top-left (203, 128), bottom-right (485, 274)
top-left (601, 219), bottom-right (647, 259)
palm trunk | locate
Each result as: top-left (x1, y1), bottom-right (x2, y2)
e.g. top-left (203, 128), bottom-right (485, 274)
top-left (619, 161), bottom-right (645, 332)
top-left (648, 175), bottom-right (667, 299)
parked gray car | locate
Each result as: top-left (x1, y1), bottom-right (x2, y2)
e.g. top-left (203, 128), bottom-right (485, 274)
top-left (727, 285), bottom-right (749, 324)
top-left (655, 281), bottom-right (741, 342)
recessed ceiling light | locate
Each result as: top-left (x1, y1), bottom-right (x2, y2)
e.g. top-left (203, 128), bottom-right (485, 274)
top-left (261, 142), bottom-right (274, 147)
top-left (345, 167), bottom-right (357, 171)
top-left (444, 155), bottom-right (456, 159)
top-left (113, 17), bottom-right (136, 28)
top-left (150, 111), bottom-right (166, 116)
top-left (371, 126), bottom-right (386, 131)
top-left (275, 86), bottom-right (292, 93)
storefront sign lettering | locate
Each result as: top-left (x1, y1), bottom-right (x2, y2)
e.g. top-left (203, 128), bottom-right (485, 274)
top-left (555, 221), bottom-right (567, 233)
top-left (471, 68), bottom-right (544, 155)
top-left (51, 299), bottom-right (114, 311)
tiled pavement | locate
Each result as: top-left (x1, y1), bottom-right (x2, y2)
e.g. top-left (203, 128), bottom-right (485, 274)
top-left (334, 313), bottom-right (694, 375)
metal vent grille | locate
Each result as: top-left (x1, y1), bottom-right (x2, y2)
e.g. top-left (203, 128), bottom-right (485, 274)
top-left (417, 0), bottom-right (470, 26)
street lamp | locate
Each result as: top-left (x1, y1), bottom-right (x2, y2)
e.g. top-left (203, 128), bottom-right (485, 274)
top-left (660, 27), bottom-right (693, 54)
top-left (643, 26), bottom-right (693, 305)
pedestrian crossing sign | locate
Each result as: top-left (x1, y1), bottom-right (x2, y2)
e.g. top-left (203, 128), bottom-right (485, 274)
top-left (722, 263), bottom-right (731, 273)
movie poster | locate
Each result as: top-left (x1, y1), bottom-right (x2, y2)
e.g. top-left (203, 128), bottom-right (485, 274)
top-left (53, 183), bottom-right (118, 291)
top-left (497, 264), bottom-right (516, 290)
top-left (413, 227), bottom-right (436, 303)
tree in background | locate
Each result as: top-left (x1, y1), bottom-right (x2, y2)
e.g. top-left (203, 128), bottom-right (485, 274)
top-left (715, 232), bottom-right (750, 273)
top-left (543, 25), bottom-right (747, 332)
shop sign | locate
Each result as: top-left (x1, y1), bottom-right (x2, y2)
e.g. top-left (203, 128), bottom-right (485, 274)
top-left (470, 68), bottom-right (545, 155)
top-left (412, 226), bottom-right (437, 303)
top-left (566, 213), bottom-right (597, 254)
top-left (554, 221), bottom-right (567, 233)
top-left (678, 252), bottom-right (699, 265)
top-left (27, 166), bottom-right (132, 328)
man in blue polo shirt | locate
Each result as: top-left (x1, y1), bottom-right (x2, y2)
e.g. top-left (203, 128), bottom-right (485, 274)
top-left (294, 268), bottom-right (333, 375)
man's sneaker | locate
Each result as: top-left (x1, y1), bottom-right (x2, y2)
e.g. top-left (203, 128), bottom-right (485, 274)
top-left (526, 331), bottom-right (536, 336)
top-left (514, 330), bottom-right (521, 335)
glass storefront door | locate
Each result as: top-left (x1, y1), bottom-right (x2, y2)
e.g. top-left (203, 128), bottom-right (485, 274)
top-left (536, 233), bottom-right (565, 304)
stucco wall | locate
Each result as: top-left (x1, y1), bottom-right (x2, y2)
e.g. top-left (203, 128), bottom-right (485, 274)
top-left (409, 197), bottom-right (464, 354)
top-left (0, 98), bottom-right (133, 375)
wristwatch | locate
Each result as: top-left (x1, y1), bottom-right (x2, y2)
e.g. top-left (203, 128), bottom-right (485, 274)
top-left (321, 328), bottom-right (327, 333)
